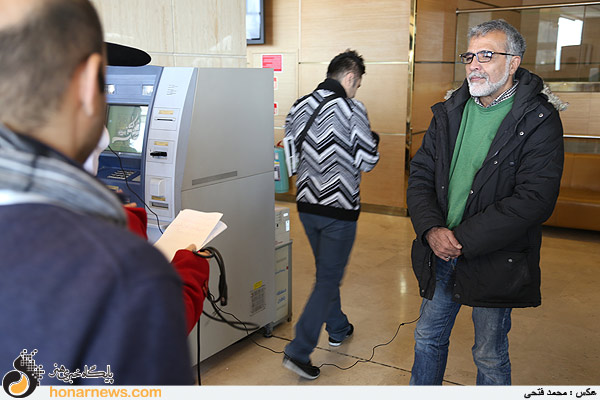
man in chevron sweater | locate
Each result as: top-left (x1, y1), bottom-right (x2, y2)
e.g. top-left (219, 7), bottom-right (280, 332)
top-left (282, 50), bottom-right (380, 380)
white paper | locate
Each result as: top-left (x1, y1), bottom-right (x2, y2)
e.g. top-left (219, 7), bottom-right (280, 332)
top-left (282, 136), bottom-right (297, 177)
top-left (153, 209), bottom-right (227, 260)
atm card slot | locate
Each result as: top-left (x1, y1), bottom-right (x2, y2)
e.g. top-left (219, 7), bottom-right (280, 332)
top-left (150, 201), bottom-right (169, 209)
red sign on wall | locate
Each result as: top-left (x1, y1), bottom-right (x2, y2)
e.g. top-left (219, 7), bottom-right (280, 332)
top-left (262, 54), bottom-right (283, 72)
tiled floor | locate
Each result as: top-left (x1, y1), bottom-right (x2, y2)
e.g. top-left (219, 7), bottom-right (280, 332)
top-left (198, 202), bottom-right (600, 386)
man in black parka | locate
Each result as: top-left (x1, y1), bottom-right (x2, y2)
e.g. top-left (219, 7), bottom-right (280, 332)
top-left (407, 19), bottom-right (565, 385)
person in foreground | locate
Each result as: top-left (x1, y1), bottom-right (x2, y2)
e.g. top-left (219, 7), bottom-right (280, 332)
top-left (407, 19), bottom-right (565, 385)
top-left (282, 50), bottom-right (380, 380)
top-left (0, 0), bottom-right (194, 384)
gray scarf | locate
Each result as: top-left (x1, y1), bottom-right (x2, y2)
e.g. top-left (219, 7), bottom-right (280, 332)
top-left (0, 124), bottom-right (126, 226)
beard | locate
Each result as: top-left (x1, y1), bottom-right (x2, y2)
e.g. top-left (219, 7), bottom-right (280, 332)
top-left (467, 59), bottom-right (511, 98)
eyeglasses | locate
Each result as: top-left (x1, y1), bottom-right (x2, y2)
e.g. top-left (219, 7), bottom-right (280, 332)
top-left (459, 50), bottom-right (519, 64)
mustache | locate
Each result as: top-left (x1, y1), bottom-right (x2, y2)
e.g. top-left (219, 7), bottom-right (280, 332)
top-left (468, 71), bottom-right (489, 81)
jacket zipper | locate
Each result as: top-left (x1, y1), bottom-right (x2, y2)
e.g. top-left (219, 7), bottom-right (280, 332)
top-left (465, 102), bottom-right (541, 208)
top-left (483, 102), bottom-right (540, 165)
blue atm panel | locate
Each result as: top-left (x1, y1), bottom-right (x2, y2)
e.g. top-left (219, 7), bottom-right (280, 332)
top-left (99, 65), bottom-right (162, 204)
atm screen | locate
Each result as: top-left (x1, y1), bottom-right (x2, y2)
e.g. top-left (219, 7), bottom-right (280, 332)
top-left (105, 104), bottom-right (148, 154)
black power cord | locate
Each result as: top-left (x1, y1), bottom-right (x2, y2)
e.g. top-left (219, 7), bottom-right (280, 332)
top-left (264, 306), bottom-right (424, 373)
top-left (194, 247), bottom-right (261, 333)
top-left (191, 247), bottom-right (426, 378)
top-left (195, 247), bottom-right (227, 307)
top-left (192, 247), bottom-right (268, 385)
top-left (241, 307), bottom-right (423, 373)
top-left (107, 146), bottom-right (163, 234)
top-left (316, 310), bottom-right (422, 370)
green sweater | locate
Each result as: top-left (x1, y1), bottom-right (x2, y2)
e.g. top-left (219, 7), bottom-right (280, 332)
top-left (446, 97), bottom-right (514, 229)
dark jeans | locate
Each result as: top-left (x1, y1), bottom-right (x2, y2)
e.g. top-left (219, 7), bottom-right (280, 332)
top-left (284, 212), bottom-right (356, 364)
top-left (410, 257), bottom-right (512, 385)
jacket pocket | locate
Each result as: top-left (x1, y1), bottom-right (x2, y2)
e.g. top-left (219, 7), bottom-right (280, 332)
top-left (478, 250), bottom-right (531, 302)
top-left (495, 160), bottom-right (517, 200)
top-left (411, 239), bottom-right (434, 299)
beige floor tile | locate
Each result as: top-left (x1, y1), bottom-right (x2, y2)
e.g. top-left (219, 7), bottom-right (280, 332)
top-left (198, 202), bottom-right (600, 386)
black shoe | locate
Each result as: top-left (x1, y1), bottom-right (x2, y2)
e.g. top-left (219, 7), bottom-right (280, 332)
top-left (328, 324), bottom-right (354, 347)
top-left (282, 354), bottom-right (320, 380)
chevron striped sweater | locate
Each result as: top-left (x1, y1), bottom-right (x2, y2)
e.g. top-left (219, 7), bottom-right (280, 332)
top-left (284, 78), bottom-right (380, 221)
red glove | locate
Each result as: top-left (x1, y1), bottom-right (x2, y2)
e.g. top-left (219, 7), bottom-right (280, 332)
top-left (171, 249), bottom-right (210, 334)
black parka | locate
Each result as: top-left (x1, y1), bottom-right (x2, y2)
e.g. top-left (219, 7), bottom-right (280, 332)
top-left (407, 68), bottom-right (564, 308)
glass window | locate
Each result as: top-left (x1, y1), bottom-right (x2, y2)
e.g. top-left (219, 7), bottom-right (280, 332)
top-left (455, 5), bottom-right (600, 83)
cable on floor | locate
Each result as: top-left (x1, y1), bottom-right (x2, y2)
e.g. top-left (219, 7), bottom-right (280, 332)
top-left (194, 246), bottom-right (427, 373)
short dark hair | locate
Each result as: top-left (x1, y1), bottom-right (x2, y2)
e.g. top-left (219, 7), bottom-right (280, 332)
top-left (468, 19), bottom-right (526, 57)
top-left (0, 0), bottom-right (104, 132)
top-left (327, 49), bottom-right (366, 81)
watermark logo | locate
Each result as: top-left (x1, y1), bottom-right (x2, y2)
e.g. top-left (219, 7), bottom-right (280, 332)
top-left (48, 364), bottom-right (114, 384)
top-left (2, 349), bottom-right (44, 398)
top-left (3, 349), bottom-right (114, 396)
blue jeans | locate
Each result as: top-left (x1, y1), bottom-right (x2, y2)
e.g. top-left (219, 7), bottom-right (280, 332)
top-left (284, 213), bottom-right (356, 364)
top-left (410, 257), bottom-right (512, 385)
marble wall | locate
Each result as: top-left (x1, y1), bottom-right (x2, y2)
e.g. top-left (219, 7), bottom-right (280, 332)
top-left (90, 0), bottom-right (247, 68)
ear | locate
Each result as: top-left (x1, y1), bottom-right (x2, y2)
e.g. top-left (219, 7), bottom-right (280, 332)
top-left (78, 53), bottom-right (104, 117)
top-left (343, 71), bottom-right (355, 87)
top-left (509, 55), bottom-right (521, 76)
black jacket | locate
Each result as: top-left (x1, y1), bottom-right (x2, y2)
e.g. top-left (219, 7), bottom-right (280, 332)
top-left (407, 68), bottom-right (564, 308)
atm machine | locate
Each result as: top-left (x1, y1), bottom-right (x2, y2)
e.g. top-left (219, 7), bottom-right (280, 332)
top-left (99, 66), bottom-right (275, 364)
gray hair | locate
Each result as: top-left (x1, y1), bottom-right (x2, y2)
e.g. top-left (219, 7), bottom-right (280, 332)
top-left (468, 19), bottom-right (526, 57)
